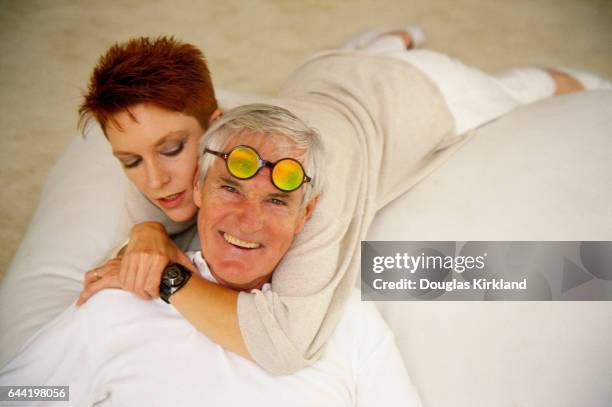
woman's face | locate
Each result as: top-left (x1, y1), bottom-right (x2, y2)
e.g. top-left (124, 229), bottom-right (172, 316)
top-left (106, 103), bottom-right (204, 222)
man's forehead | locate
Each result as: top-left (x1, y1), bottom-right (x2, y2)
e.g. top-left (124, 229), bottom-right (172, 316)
top-left (225, 132), bottom-right (303, 161)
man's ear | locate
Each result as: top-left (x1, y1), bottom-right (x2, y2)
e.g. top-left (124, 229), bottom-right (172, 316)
top-left (294, 195), bottom-right (320, 235)
top-left (193, 171), bottom-right (203, 208)
top-left (208, 109), bottom-right (223, 127)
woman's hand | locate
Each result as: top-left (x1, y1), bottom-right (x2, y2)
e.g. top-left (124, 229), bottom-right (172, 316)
top-left (77, 221), bottom-right (184, 305)
top-left (76, 257), bottom-right (122, 306)
top-left (118, 221), bottom-right (180, 300)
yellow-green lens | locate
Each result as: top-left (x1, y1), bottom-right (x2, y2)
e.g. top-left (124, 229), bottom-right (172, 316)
top-left (227, 147), bottom-right (259, 179)
top-left (273, 159), bottom-right (304, 191)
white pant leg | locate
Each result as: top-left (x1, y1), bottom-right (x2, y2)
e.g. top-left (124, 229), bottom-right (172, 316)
top-left (366, 49), bottom-right (557, 134)
top-left (341, 27), bottom-right (425, 52)
top-left (341, 29), bottom-right (405, 52)
top-left (495, 68), bottom-right (557, 104)
top-left (359, 35), bottom-right (406, 53)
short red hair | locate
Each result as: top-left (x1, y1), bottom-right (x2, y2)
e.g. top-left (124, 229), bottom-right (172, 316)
top-left (79, 36), bottom-right (217, 133)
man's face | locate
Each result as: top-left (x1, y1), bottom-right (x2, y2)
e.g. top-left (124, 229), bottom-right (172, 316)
top-left (106, 103), bottom-right (204, 222)
top-left (194, 133), bottom-right (317, 291)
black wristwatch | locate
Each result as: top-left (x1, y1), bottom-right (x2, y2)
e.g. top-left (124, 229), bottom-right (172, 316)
top-left (160, 263), bottom-right (192, 304)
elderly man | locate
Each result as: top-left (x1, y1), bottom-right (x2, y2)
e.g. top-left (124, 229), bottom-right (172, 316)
top-left (0, 104), bottom-right (421, 406)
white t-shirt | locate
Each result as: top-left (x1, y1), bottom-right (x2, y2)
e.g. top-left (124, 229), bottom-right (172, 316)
top-left (0, 252), bottom-right (420, 406)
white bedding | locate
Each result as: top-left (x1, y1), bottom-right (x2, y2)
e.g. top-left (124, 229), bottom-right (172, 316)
top-left (1, 90), bottom-right (611, 406)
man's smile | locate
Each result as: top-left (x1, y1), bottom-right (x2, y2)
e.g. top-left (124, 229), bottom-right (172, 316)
top-left (222, 232), bottom-right (262, 249)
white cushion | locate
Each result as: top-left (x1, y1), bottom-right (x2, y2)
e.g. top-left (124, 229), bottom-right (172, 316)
top-left (368, 91), bottom-right (612, 407)
top-left (0, 127), bottom-right (128, 368)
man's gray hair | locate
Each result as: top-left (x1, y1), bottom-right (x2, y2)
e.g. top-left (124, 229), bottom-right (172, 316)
top-left (198, 104), bottom-right (325, 207)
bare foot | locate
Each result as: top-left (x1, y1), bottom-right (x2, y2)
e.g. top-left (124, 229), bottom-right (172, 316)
top-left (545, 68), bottom-right (584, 95)
top-left (385, 30), bottom-right (415, 49)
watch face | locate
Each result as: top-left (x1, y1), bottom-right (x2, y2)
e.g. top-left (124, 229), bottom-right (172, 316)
top-left (164, 265), bottom-right (185, 287)
top-left (167, 268), bottom-right (179, 279)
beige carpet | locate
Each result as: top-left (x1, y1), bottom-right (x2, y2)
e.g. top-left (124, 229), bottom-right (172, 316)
top-left (1, 0), bottom-right (611, 276)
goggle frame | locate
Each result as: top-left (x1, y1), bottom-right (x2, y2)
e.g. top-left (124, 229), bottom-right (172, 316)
top-left (204, 145), bottom-right (312, 192)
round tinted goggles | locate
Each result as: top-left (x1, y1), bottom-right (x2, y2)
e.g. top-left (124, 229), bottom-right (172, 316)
top-left (204, 145), bottom-right (312, 192)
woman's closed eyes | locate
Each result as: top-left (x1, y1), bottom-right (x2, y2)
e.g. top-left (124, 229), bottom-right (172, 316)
top-left (120, 141), bottom-right (186, 169)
